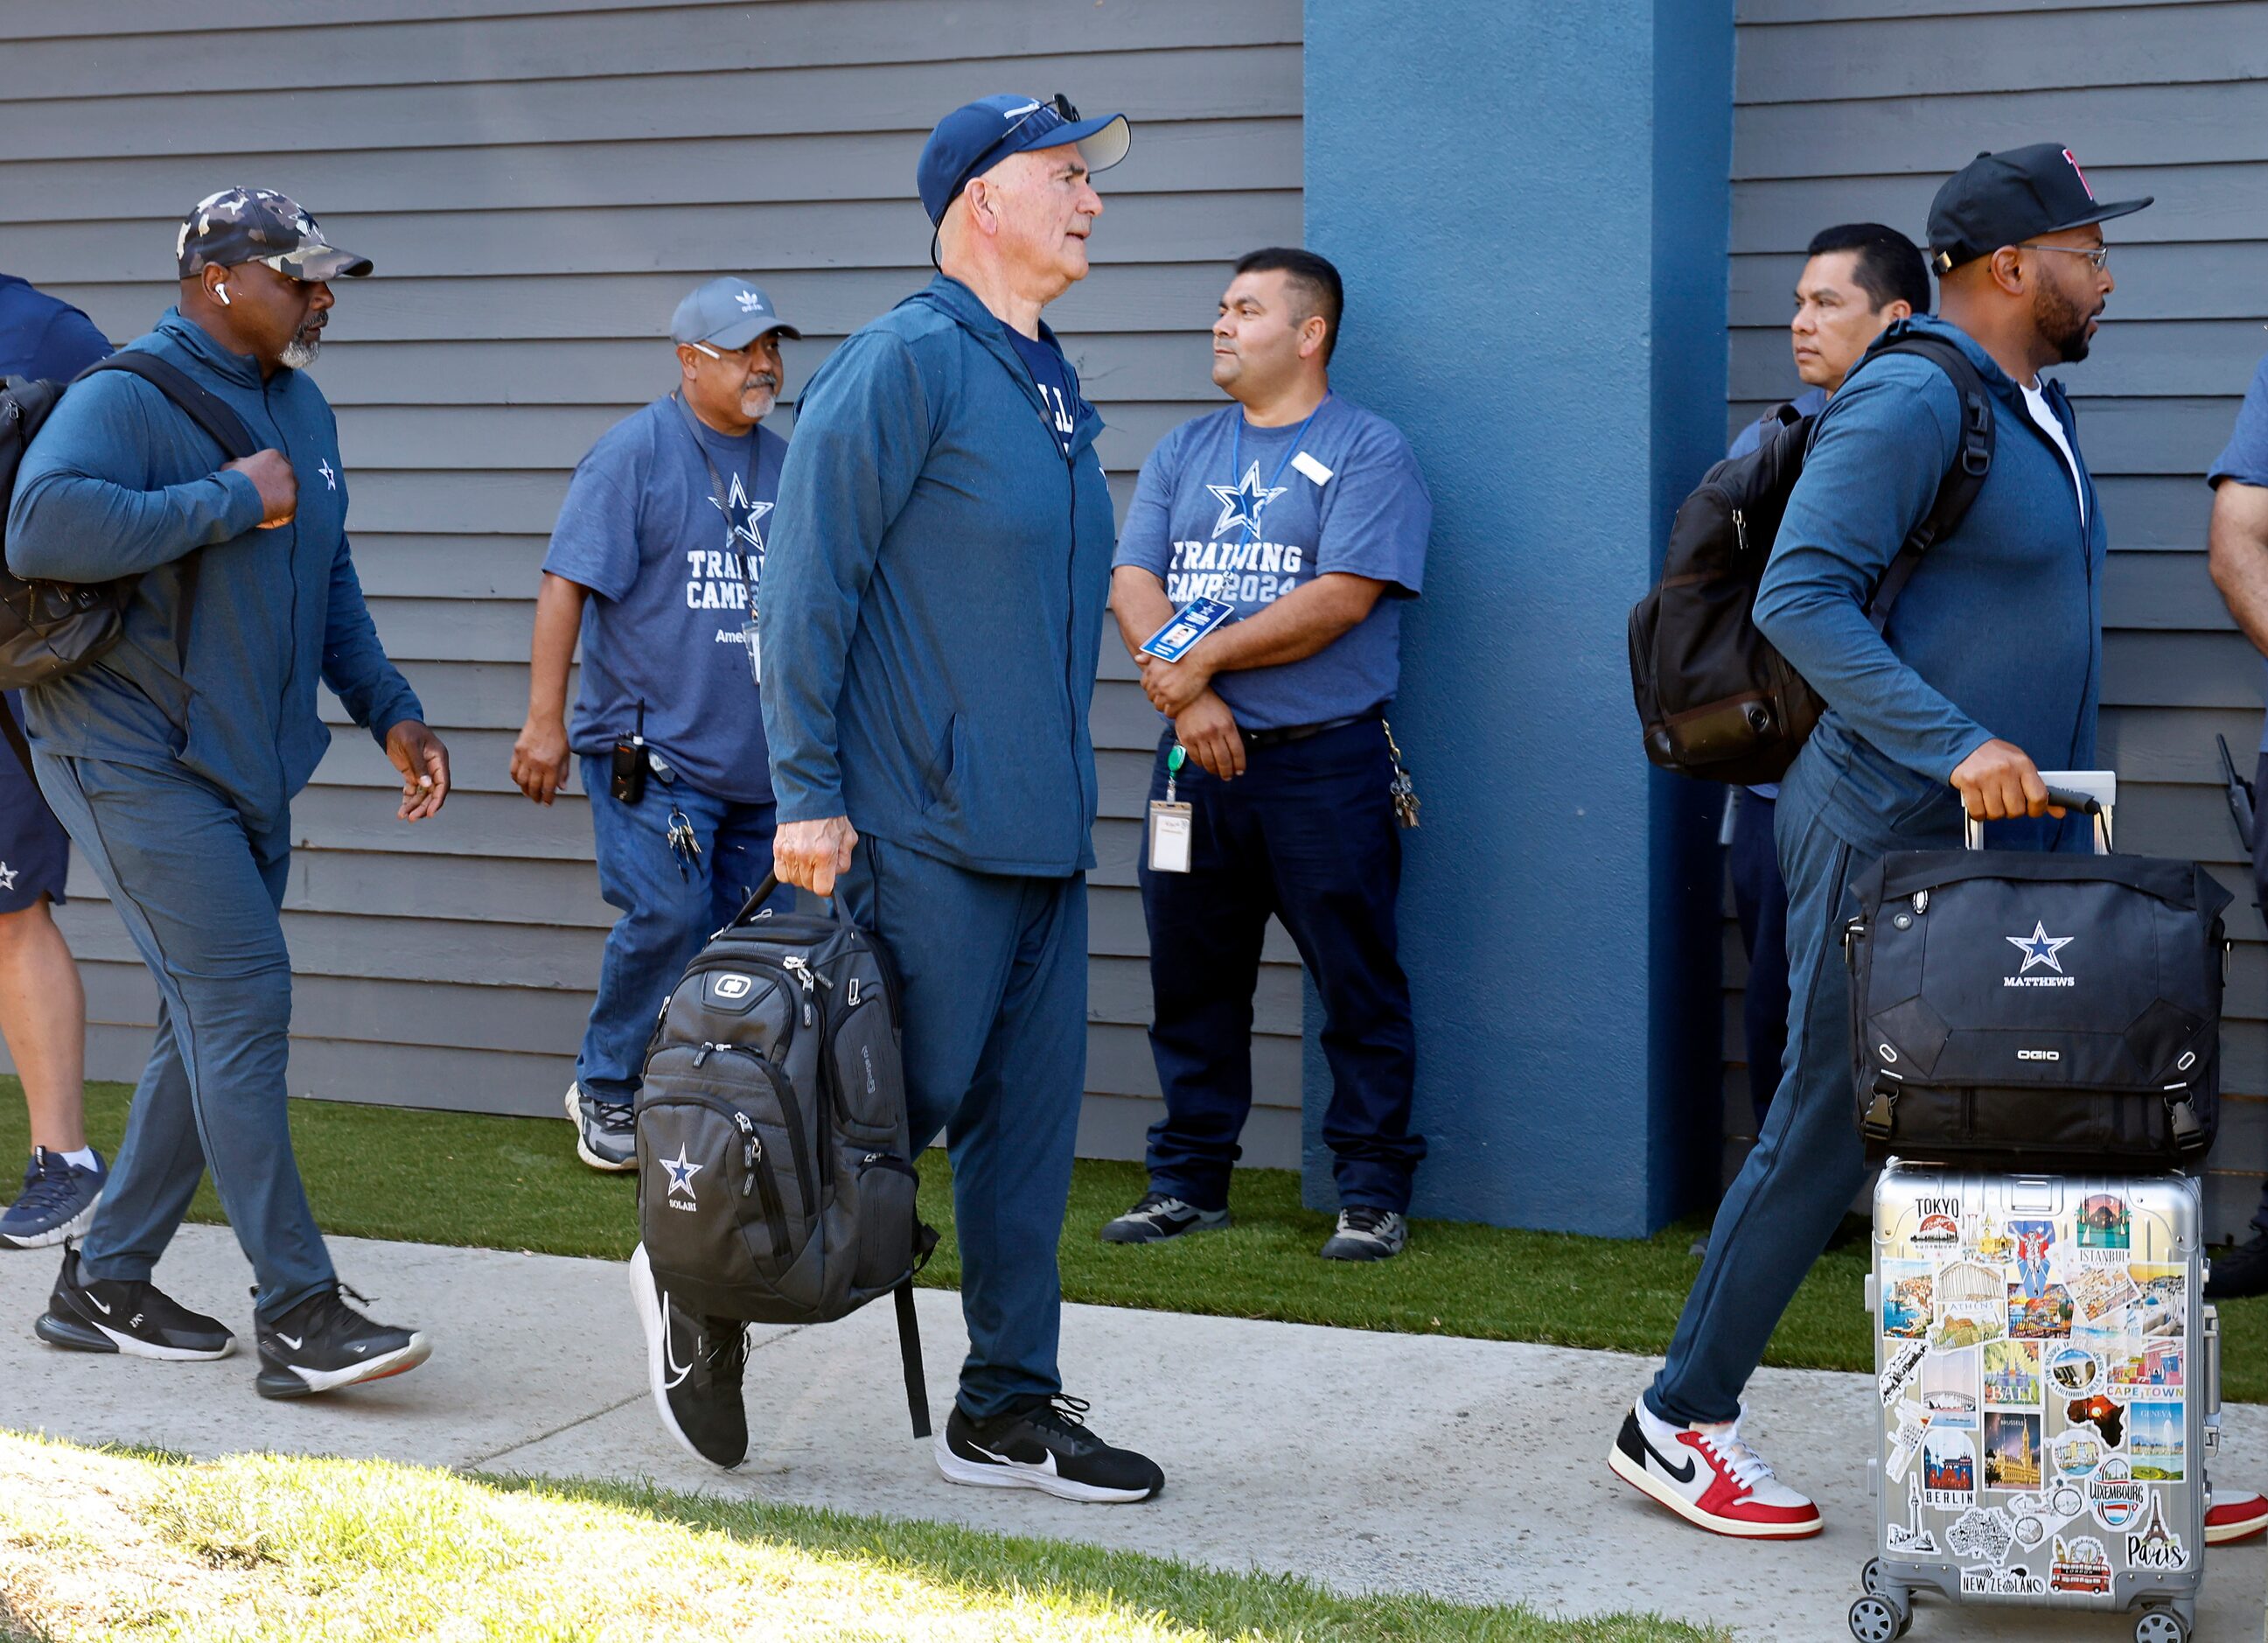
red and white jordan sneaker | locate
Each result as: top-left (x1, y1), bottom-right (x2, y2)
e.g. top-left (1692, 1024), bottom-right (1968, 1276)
top-left (1608, 1395), bottom-right (1823, 1539)
top-left (2207, 1485), bottom-right (2268, 1545)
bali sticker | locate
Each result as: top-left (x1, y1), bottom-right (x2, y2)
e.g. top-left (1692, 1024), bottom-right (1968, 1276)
top-left (1922, 1347), bottom-right (1981, 1430)
top-left (2010, 1219), bottom-right (2055, 1299)
top-left (2125, 1493), bottom-right (2189, 1570)
top-left (1983, 1412), bottom-right (2043, 1492)
top-left (2077, 1194), bottom-right (2130, 1251)
top-left (1962, 1566), bottom-right (2048, 1598)
top-left (1931, 1260), bottom-right (2008, 1350)
top-left (1923, 1428), bottom-right (1977, 1508)
top-left (2068, 1262), bottom-right (2141, 1326)
top-left (2087, 1458), bottom-right (2146, 1532)
top-left (2051, 1425), bottom-right (2106, 1482)
top-left (1880, 1336), bottom-right (1928, 1406)
top-left (1881, 1261), bottom-right (1935, 1339)
top-left (1983, 1339), bottom-right (2042, 1408)
top-left (1945, 1505), bottom-right (2018, 1566)
top-left (2129, 1265), bottom-right (2186, 1340)
top-left (2107, 1337), bottom-right (2182, 1402)
top-left (1970, 1214), bottom-right (2015, 1265)
top-left (2007, 1283), bottom-right (2075, 1339)
top-left (1912, 1197), bottom-right (1963, 1249)
top-left (2047, 1345), bottom-right (2102, 1398)
top-left (2129, 1402), bottom-right (2184, 1483)
top-left (2049, 1534), bottom-right (2113, 1596)
top-left (1887, 1473), bottom-right (1941, 1556)
top-left (2066, 1396), bottom-right (2125, 1451)
top-left (1887, 1405), bottom-right (1931, 1484)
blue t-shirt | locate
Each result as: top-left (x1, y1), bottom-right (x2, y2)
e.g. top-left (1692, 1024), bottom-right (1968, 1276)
top-left (0, 273), bottom-right (109, 381)
top-left (542, 395), bottom-right (785, 804)
top-left (2208, 353), bottom-right (2268, 751)
top-left (1115, 395), bottom-right (1431, 731)
top-left (1004, 325), bottom-right (1078, 457)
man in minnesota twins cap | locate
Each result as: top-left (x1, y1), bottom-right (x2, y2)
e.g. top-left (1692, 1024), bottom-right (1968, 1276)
top-left (1924, 143), bottom-right (2151, 274)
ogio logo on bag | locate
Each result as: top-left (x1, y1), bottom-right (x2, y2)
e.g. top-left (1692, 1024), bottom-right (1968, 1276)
top-left (2018, 1049), bottom-right (2062, 1062)
top-left (2003, 920), bottom-right (2076, 988)
top-left (862, 1045), bottom-right (876, 1096)
top-left (713, 974), bottom-right (753, 1000)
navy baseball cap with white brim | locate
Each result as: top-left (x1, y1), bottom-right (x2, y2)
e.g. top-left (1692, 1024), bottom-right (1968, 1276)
top-left (918, 94), bottom-right (1132, 226)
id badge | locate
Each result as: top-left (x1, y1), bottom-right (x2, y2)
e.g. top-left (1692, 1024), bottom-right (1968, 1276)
top-left (1147, 801), bottom-right (1193, 874)
top-left (1139, 597), bottom-right (1235, 663)
top-left (742, 613), bottom-right (762, 688)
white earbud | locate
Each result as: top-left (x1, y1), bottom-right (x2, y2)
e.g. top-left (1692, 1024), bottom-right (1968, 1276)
top-left (214, 283), bottom-right (231, 307)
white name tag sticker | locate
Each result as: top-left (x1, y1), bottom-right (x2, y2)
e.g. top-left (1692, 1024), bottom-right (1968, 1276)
top-left (1147, 801), bottom-right (1192, 874)
top-left (1291, 451), bottom-right (1333, 486)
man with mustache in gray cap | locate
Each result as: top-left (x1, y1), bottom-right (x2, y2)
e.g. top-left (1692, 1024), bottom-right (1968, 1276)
top-left (8, 187), bottom-right (448, 1399)
top-left (512, 277), bottom-right (801, 1180)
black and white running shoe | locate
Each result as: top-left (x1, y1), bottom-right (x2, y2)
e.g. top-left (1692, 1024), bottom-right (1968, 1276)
top-left (1318, 1206), bottom-right (1408, 1262)
top-left (935, 1394), bottom-right (1164, 1503)
top-left (254, 1283), bottom-right (430, 1399)
top-left (34, 1243), bottom-right (234, 1360)
top-left (628, 1242), bottom-right (749, 1470)
top-left (566, 1083), bottom-right (637, 1173)
top-left (1099, 1192), bottom-right (1229, 1245)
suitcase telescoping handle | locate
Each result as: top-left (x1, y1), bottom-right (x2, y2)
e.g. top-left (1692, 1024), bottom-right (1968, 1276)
top-left (1963, 785), bottom-right (2110, 853)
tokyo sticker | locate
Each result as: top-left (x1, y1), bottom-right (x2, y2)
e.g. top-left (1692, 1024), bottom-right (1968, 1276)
top-left (2129, 1401), bottom-right (2184, 1483)
top-left (1881, 1260), bottom-right (1934, 1340)
top-left (1982, 1412), bottom-right (2043, 1493)
top-left (1930, 1259), bottom-right (2007, 1351)
top-left (1911, 1194), bottom-right (1963, 1250)
top-left (1983, 1339), bottom-right (2042, 1408)
top-left (1923, 1427), bottom-right (1977, 1509)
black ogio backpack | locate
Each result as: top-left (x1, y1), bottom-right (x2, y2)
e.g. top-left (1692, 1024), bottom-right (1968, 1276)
top-left (634, 875), bottom-right (940, 1436)
top-left (1629, 325), bottom-right (1996, 786)
top-left (0, 353), bottom-right (255, 771)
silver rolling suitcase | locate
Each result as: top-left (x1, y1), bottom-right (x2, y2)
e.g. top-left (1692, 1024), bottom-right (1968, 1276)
top-left (1853, 1164), bottom-right (2220, 1642)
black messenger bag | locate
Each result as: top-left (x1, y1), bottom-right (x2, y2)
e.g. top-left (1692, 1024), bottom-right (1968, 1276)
top-left (1844, 798), bottom-right (2230, 1170)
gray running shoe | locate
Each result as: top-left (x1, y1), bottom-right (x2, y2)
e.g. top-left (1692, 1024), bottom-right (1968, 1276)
top-left (565, 1083), bottom-right (637, 1172)
top-left (1099, 1192), bottom-right (1228, 1244)
top-left (1319, 1206), bottom-right (1408, 1262)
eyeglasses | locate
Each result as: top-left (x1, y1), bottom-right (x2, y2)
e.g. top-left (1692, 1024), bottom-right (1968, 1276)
top-left (2019, 242), bottom-right (2111, 272)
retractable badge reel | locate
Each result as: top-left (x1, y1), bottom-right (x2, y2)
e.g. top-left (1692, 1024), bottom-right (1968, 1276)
top-left (1148, 745), bottom-right (1193, 874)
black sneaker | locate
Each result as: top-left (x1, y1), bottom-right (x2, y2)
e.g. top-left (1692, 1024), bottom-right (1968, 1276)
top-left (1319, 1206), bottom-right (1408, 1262)
top-left (254, 1283), bottom-right (430, 1399)
top-left (628, 1242), bottom-right (749, 1469)
top-left (2209, 1231), bottom-right (2268, 1300)
top-left (934, 1394), bottom-right (1164, 1503)
top-left (33, 1243), bottom-right (234, 1360)
top-left (566, 1083), bottom-right (637, 1172)
top-left (1099, 1192), bottom-right (1229, 1245)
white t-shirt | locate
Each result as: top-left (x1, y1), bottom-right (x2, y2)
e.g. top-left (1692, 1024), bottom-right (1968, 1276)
top-left (2021, 380), bottom-right (2086, 527)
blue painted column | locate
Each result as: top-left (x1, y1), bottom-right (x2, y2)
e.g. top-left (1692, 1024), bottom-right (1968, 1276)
top-left (1300, 0), bottom-right (1734, 1236)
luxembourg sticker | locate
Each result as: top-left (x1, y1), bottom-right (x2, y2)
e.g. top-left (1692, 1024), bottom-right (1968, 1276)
top-left (2087, 1458), bottom-right (2146, 1532)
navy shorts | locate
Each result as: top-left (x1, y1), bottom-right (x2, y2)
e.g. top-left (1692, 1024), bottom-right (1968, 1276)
top-left (0, 714), bottom-right (67, 914)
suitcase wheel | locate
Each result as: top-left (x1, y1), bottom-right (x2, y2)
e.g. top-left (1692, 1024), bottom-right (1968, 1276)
top-left (2134, 1610), bottom-right (2189, 1643)
top-left (1847, 1593), bottom-right (1909, 1642)
top-left (1860, 1557), bottom-right (1883, 1596)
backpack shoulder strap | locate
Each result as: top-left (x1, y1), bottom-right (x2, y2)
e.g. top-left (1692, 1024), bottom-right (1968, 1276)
top-left (1857, 325), bottom-right (1996, 628)
top-left (894, 1279), bottom-right (932, 1438)
top-left (75, 353), bottom-right (257, 462)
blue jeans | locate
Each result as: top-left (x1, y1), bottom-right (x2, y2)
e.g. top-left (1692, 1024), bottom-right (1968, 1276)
top-left (34, 752), bottom-right (332, 1318)
top-left (576, 756), bottom-right (786, 1106)
top-left (832, 835), bottom-right (1085, 1420)
top-left (1728, 789), bottom-right (1790, 1131)
top-left (1135, 719), bottom-right (1422, 1213)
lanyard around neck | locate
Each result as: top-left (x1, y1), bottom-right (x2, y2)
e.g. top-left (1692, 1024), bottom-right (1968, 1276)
top-left (673, 392), bottom-right (760, 557)
top-left (1228, 396), bottom-right (1329, 542)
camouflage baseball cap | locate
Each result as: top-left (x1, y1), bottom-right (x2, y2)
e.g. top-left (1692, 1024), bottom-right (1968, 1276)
top-left (175, 187), bottom-right (373, 282)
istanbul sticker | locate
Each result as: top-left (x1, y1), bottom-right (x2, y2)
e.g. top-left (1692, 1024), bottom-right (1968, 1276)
top-left (1881, 1261), bottom-right (1935, 1339)
top-left (1945, 1505), bottom-right (2019, 1567)
top-left (1922, 1347), bottom-right (1981, 1430)
top-left (1983, 1339), bottom-right (2042, 1408)
top-left (2078, 1194), bottom-right (2130, 1251)
top-left (2068, 1262), bottom-right (2141, 1326)
top-left (1931, 1260), bottom-right (2009, 1351)
top-left (2007, 1283), bottom-right (2075, 1339)
top-left (2129, 1264), bottom-right (2186, 1340)
top-left (1983, 1412), bottom-right (2043, 1493)
top-left (2049, 1534), bottom-right (2112, 1596)
top-left (2010, 1219), bottom-right (2055, 1300)
top-left (2047, 1344), bottom-right (2101, 1398)
top-left (2129, 1401), bottom-right (2184, 1483)
top-left (1923, 1428), bottom-right (1977, 1508)
top-left (1880, 1336), bottom-right (1928, 1406)
top-left (2087, 1458), bottom-right (2146, 1532)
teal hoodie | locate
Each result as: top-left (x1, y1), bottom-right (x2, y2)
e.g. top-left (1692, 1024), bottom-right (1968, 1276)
top-left (759, 276), bottom-right (1114, 876)
top-left (5, 308), bottom-right (419, 835)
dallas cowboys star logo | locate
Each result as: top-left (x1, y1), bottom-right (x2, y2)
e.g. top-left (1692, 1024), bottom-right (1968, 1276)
top-left (1207, 461), bottom-right (1289, 540)
top-left (0, 863), bottom-right (16, 892)
top-left (661, 1145), bottom-right (703, 1200)
top-left (318, 458), bottom-right (336, 491)
top-left (710, 473), bottom-right (774, 556)
top-left (2006, 919), bottom-right (2075, 974)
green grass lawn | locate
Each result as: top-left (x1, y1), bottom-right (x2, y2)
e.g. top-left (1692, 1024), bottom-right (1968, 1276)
top-left (0, 1431), bottom-right (1729, 1642)
top-left (9, 1080), bottom-right (2264, 1401)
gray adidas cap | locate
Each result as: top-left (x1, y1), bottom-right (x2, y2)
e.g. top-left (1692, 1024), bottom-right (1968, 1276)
top-left (670, 277), bottom-right (803, 351)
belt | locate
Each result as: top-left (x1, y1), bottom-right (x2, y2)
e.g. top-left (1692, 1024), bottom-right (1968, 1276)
top-left (1239, 711), bottom-right (1378, 749)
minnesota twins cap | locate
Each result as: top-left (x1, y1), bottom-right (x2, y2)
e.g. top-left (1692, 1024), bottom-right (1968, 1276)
top-left (1926, 143), bottom-right (2152, 273)
top-left (917, 94), bottom-right (1132, 225)
top-left (175, 187), bottom-right (373, 281)
top-left (669, 276), bottom-right (803, 350)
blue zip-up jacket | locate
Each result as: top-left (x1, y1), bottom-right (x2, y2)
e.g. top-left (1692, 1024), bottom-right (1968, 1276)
top-left (1755, 316), bottom-right (2102, 852)
top-left (5, 309), bottom-right (421, 835)
top-left (759, 276), bottom-right (1114, 877)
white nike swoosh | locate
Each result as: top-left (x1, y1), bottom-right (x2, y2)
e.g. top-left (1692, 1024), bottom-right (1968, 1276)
top-left (277, 1332), bottom-right (303, 1350)
top-left (85, 1295), bottom-right (111, 1316)
top-left (970, 1441), bottom-right (1059, 1477)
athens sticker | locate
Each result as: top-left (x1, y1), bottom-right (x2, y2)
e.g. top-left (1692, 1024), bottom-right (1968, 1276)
top-left (1931, 1260), bottom-right (2008, 1351)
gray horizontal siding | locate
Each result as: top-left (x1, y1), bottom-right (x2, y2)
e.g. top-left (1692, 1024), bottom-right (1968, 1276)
top-left (8, 0), bottom-right (1306, 1164)
top-left (1726, 0), bottom-right (2268, 1238)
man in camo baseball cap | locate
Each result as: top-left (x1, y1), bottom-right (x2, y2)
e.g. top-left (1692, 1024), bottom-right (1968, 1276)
top-left (175, 187), bottom-right (373, 282)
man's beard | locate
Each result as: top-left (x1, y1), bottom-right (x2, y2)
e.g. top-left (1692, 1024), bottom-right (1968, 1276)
top-left (739, 379), bottom-right (778, 421)
top-left (2034, 276), bottom-right (2093, 364)
top-left (280, 328), bottom-right (323, 370)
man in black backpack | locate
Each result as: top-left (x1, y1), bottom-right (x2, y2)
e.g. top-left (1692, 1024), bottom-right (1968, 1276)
top-left (1610, 144), bottom-right (2139, 1538)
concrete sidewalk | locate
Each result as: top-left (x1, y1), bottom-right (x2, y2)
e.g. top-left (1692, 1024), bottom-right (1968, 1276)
top-left (0, 1226), bottom-right (2259, 1640)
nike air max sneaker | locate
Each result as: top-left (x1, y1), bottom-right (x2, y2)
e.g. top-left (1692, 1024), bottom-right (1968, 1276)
top-left (629, 1242), bottom-right (749, 1469)
top-left (935, 1394), bottom-right (1164, 1503)
top-left (254, 1283), bottom-right (430, 1399)
top-left (1099, 1192), bottom-right (1228, 1244)
top-left (34, 1243), bottom-right (234, 1360)
top-left (1608, 1395), bottom-right (1822, 1538)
